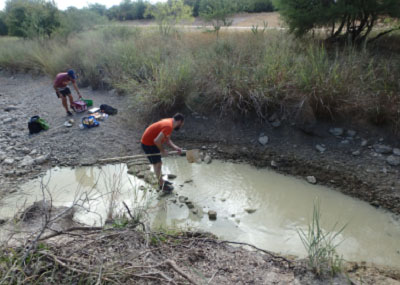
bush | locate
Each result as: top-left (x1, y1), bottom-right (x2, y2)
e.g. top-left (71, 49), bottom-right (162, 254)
top-left (0, 28), bottom-right (399, 133)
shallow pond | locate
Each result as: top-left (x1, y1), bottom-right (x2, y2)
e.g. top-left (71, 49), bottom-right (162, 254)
top-left (1, 157), bottom-right (400, 268)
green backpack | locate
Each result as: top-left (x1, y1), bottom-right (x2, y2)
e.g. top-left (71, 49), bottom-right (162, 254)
top-left (36, 117), bottom-right (49, 130)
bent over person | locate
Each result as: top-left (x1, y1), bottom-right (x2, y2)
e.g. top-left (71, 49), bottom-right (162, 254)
top-left (53, 69), bottom-right (82, 116)
top-left (141, 113), bottom-right (184, 193)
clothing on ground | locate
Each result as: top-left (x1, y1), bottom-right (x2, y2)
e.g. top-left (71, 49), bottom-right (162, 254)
top-left (141, 118), bottom-right (173, 146)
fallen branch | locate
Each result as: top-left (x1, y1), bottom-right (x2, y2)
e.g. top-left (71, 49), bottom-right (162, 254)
top-left (39, 226), bottom-right (104, 241)
top-left (165, 259), bottom-right (199, 285)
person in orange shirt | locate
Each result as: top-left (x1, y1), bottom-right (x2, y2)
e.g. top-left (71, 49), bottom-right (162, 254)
top-left (141, 113), bottom-right (184, 193)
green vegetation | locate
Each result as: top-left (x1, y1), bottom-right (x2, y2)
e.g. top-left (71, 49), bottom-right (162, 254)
top-left (0, 26), bottom-right (399, 131)
top-left (275, 0), bottom-right (400, 44)
top-left (297, 201), bottom-right (346, 277)
top-left (145, 0), bottom-right (193, 35)
top-left (1, 0), bottom-right (107, 38)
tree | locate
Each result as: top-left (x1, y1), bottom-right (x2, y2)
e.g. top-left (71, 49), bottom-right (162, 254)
top-left (88, 3), bottom-right (107, 16)
top-left (145, 0), bottom-right (193, 35)
top-left (199, 0), bottom-right (238, 37)
top-left (0, 12), bottom-right (8, 35)
top-left (5, 0), bottom-right (60, 38)
top-left (274, 0), bottom-right (400, 44)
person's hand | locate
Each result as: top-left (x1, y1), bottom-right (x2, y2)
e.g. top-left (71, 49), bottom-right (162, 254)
top-left (161, 150), bottom-right (168, 157)
top-left (176, 147), bottom-right (183, 155)
top-left (78, 93), bottom-right (82, 99)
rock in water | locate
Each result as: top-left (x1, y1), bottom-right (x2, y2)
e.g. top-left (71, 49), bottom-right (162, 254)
top-left (373, 144), bottom-right (392, 154)
top-left (185, 201), bottom-right (194, 209)
top-left (307, 176), bottom-right (317, 184)
top-left (387, 155), bottom-right (400, 166)
top-left (204, 155), bottom-right (212, 164)
top-left (168, 174), bottom-right (177, 179)
top-left (245, 208), bottom-right (257, 214)
top-left (208, 210), bottom-right (217, 220)
top-left (258, 135), bottom-right (269, 146)
top-left (329, 128), bottom-right (344, 136)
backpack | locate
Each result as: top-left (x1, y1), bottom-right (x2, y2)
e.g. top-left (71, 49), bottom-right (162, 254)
top-left (28, 116), bottom-right (48, 134)
top-left (100, 104), bottom-right (118, 115)
top-left (71, 100), bottom-right (88, 113)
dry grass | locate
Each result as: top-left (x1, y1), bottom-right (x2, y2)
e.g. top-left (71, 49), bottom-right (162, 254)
top-left (0, 27), bottom-right (400, 133)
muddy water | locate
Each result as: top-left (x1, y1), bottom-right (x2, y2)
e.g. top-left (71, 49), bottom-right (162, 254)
top-left (1, 158), bottom-right (400, 268)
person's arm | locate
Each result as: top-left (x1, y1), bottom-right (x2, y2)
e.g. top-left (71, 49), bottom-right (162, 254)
top-left (166, 137), bottom-right (182, 154)
top-left (154, 132), bottom-right (167, 156)
top-left (71, 80), bottom-right (82, 98)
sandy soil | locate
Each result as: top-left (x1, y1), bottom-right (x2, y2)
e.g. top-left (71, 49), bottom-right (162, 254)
top-left (1, 73), bottom-right (400, 283)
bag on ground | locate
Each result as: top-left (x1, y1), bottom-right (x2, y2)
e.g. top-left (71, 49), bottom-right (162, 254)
top-left (36, 117), bottom-right (49, 130)
top-left (28, 116), bottom-right (47, 134)
top-left (81, 116), bottom-right (99, 128)
top-left (100, 104), bottom-right (118, 115)
top-left (71, 100), bottom-right (88, 113)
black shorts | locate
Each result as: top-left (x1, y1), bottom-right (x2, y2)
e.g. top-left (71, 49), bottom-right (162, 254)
top-left (56, 87), bottom-right (71, 98)
top-left (141, 143), bottom-right (161, 164)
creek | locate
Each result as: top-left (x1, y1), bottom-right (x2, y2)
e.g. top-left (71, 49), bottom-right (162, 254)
top-left (1, 157), bottom-right (399, 268)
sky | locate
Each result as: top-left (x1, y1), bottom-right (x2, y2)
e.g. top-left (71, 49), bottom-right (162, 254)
top-left (0, 0), bottom-right (166, 11)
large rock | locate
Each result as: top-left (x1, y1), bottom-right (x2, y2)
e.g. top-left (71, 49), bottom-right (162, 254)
top-left (373, 144), bottom-right (393, 154)
top-left (3, 158), bottom-right (14, 165)
top-left (307, 176), bottom-right (317, 184)
top-left (34, 154), bottom-right (50, 165)
top-left (20, 155), bottom-right (34, 167)
top-left (393, 148), bottom-right (400, 156)
top-left (387, 155), bottom-right (400, 166)
top-left (329, 128), bottom-right (344, 136)
top-left (258, 135), bottom-right (269, 146)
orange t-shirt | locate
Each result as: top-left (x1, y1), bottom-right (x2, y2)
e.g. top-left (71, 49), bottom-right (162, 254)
top-left (141, 118), bottom-right (173, 146)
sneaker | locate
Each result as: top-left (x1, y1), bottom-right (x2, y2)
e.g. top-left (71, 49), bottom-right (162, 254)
top-left (164, 180), bottom-right (173, 186)
top-left (159, 183), bottom-right (174, 193)
top-left (66, 111), bottom-right (73, 116)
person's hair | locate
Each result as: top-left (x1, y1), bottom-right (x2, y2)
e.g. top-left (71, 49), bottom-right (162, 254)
top-left (173, 113), bottom-right (185, 122)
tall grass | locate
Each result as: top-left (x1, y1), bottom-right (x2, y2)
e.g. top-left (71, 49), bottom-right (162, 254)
top-left (1, 27), bottom-right (399, 130)
top-left (297, 200), bottom-right (346, 277)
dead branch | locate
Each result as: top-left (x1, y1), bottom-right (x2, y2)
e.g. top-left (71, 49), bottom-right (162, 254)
top-left (165, 259), bottom-right (199, 285)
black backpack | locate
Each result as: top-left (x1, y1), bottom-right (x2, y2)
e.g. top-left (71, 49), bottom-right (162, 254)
top-left (100, 104), bottom-right (118, 115)
top-left (28, 116), bottom-right (43, 134)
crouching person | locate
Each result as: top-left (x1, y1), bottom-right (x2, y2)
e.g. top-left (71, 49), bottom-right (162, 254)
top-left (141, 113), bottom-right (184, 193)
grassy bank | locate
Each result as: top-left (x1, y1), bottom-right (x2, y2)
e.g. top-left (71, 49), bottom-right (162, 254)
top-left (1, 26), bottom-right (399, 131)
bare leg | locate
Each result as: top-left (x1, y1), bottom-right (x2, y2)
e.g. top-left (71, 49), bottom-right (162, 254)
top-left (153, 162), bottom-right (163, 186)
top-left (61, 96), bottom-right (69, 112)
top-left (67, 94), bottom-right (74, 108)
